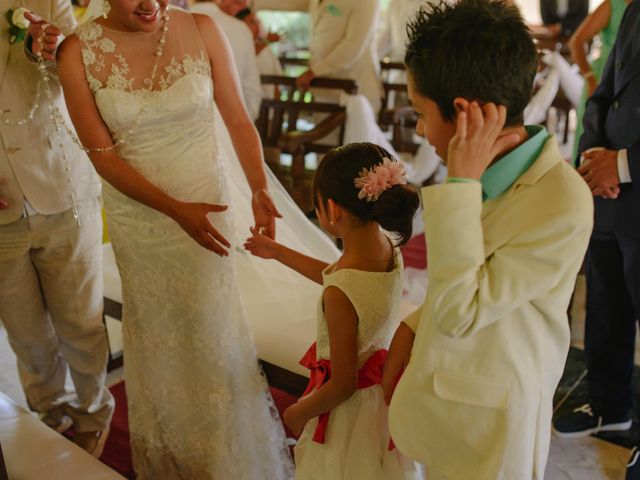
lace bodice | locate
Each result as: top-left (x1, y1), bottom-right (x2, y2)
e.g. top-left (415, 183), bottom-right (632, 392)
top-left (317, 250), bottom-right (404, 366)
top-left (76, 10), bottom-right (222, 202)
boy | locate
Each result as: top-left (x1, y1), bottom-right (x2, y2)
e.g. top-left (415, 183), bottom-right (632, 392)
top-left (383, 1), bottom-right (594, 478)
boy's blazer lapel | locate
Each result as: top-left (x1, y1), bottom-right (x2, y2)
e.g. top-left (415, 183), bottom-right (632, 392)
top-left (481, 137), bottom-right (563, 221)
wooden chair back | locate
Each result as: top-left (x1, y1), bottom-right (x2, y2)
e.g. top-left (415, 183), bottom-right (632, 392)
top-left (257, 75), bottom-right (358, 211)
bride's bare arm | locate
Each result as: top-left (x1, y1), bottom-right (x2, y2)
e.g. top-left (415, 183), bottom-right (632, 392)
top-left (56, 35), bottom-right (231, 255)
top-left (193, 13), bottom-right (281, 239)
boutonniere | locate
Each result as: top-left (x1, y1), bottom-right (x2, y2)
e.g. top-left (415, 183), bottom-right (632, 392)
top-left (6, 7), bottom-right (31, 44)
top-left (326, 4), bottom-right (343, 16)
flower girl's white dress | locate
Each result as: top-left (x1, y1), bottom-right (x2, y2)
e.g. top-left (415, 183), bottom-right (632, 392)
top-left (294, 253), bottom-right (423, 479)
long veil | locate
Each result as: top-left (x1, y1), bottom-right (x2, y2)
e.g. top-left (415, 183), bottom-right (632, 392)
top-left (214, 109), bottom-right (340, 376)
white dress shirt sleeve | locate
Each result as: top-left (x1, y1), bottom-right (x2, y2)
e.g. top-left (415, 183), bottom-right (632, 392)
top-left (617, 149), bottom-right (631, 183)
top-left (239, 36), bottom-right (263, 121)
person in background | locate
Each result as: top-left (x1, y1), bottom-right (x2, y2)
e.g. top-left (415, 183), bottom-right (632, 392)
top-left (568, 0), bottom-right (629, 160)
top-left (377, 0), bottom-right (425, 64)
top-left (191, 0), bottom-right (262, 120)
top-left (551, 3), bottom-right (640, 480)
top-left (0, 0), bottom-right (114, 457)
top-left (236, 7), bottom-right (283, 99)
top-left (255, 0), bottom-right (382, 113)
top-left (540, 0), bottom-right (590, 37)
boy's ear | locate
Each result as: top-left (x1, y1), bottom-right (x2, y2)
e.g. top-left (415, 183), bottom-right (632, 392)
top-left (453, 97), bottom-right (470, 117)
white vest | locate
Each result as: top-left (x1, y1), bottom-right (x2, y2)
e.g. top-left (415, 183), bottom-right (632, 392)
top-left (0, 0), bottom-right (100, 226)
top-left (308, 0), bottom-right (381, 113)
top-left (253, 0), bottom-right (382, 112)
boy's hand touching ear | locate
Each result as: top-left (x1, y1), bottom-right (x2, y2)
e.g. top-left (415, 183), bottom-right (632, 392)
top-left (447, 102), bottom-right (521, 180)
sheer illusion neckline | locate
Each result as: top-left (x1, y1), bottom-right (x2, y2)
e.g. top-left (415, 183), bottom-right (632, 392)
top-left (78, 11), bottom-right (211, 95)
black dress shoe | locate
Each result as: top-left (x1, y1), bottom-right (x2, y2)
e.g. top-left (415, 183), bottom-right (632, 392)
top-left (626, 446), bottom-right (640, 480)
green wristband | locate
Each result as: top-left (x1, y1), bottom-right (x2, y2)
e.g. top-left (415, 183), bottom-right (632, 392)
top-left (446, 177), bottom-right (480, 184)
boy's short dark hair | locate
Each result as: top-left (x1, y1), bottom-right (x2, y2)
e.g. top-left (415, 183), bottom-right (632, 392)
top-left (405, 0), bottom-right (537, 126)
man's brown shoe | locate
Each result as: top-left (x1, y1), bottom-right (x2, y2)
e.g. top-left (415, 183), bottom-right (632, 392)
top-left (74, 425), bottom-right (110, 458)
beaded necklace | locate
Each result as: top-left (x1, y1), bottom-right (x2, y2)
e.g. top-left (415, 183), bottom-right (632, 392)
top-left (1, 4), bottom-right (170, 224)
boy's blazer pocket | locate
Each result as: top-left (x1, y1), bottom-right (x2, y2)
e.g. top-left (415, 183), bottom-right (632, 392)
top-left (433, 370), bottom-right (511, 410)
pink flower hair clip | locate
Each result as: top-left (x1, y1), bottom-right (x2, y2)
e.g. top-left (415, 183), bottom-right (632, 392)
top-left (354, 157), bottom-right (407, 202)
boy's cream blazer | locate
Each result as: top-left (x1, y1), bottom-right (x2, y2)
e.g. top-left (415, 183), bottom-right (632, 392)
top-left (389, 136), bottom-right (594, 479)
top-left (0, 0), bottom-right (100, 225)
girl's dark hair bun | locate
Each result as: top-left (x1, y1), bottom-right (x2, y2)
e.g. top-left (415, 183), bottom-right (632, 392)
top-left (371, 183), bottom-right (420, 245)
top-left (312, 142), bottom-right (421, 246)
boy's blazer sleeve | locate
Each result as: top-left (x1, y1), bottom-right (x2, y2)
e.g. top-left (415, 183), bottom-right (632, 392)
top-left (421, 182), bottom-right (592, 339)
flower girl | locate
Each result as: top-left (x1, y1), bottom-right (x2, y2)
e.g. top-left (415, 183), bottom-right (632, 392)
top-left (245, 142), bottom-right (423, 479)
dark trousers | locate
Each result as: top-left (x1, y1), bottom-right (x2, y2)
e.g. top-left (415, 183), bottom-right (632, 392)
top-left (585, 231), bottom-right (640, 420)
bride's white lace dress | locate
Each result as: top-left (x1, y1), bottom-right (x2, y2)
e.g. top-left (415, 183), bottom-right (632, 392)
top-left (77, 9), bottom-right (295, 479)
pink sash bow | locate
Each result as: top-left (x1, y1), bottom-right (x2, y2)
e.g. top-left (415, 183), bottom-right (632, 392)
top-left (299, 342), bottom-right (389, 445)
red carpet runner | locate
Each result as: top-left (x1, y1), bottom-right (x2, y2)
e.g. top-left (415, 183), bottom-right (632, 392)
top-left (400, 233), bottom-right (427, 270)
top-left (100, 381), bottom-right (299, 479)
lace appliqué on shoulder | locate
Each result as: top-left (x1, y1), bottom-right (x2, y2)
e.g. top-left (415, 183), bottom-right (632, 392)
top-left (78, 23), bottom-right (119, 94)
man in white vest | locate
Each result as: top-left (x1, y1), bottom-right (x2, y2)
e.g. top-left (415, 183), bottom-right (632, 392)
top-left (191, 0), bottom-right (262, 120)
top-left (255, 0), bottom-right (382, 113)
top-left (377, 0), bottom-right (425, 64)
top-left (0, 0), bottom-right (114, 457)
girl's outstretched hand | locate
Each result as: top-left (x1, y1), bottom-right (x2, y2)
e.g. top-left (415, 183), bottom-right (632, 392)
top-left (447, 102), bottom-right (521, 180)
top-left (244, 226), bottom-right (279, 259)
top-left (251, 189), bottom-right (282, 241)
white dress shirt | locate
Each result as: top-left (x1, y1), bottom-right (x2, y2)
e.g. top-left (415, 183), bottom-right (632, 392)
top-left (190, 2), bottom-right (262, 120)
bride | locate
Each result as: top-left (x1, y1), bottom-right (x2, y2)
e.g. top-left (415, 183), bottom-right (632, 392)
top-left (56, 0), bottom-right (299, 477)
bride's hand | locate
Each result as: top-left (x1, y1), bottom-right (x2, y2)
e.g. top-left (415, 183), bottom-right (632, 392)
top-left (171, 201), bottom-right (231, 256)
top-left (251, 189), bottom-right (282, 240)
top-left (243, 226), bottom-right (279, 259)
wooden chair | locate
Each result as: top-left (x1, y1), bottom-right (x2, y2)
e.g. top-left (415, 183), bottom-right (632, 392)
top-left (278, 54), bottom-right (309, 77)
top-left (257, 75), bottom-right (358, 212)
top-left (378, 61), bottom-right (407, 129)
top-left (378, 61), bottom-right (420, 155)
